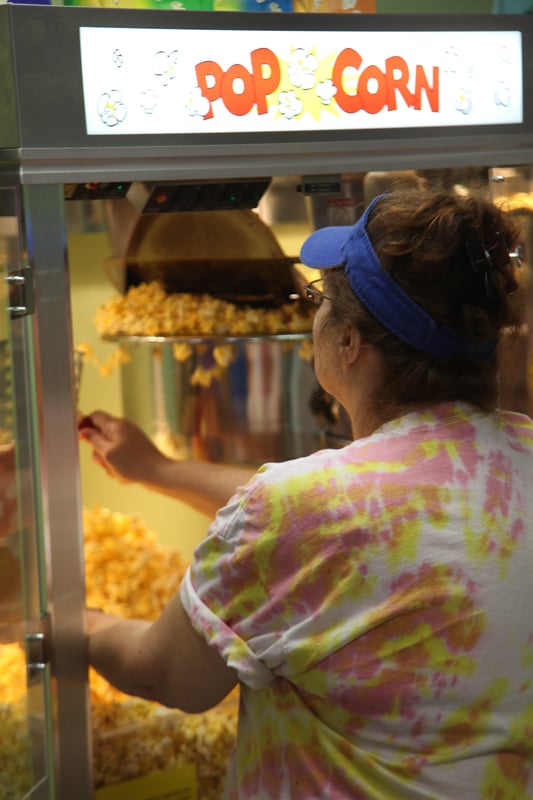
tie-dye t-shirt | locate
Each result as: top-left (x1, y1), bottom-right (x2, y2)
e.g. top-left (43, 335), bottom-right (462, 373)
top-left (180, 401), bottom-right (533, 799)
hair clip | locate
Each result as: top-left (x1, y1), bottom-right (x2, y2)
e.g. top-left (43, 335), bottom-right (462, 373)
top-left (466, 231), bottom-right (519, 296)
top-left (508, 243), bottom-right (524, 269)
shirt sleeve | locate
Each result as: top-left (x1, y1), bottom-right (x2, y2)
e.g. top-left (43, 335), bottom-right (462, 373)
top-left (179, 466), bottom-right (290, 689)
top-left (180, 451), bottom-right (383, 689)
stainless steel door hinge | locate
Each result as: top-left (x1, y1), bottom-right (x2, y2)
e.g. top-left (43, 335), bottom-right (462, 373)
top-left (7, 266), bottom-right (34, 319)
top-left (25, 612), bottom-right (52, 681)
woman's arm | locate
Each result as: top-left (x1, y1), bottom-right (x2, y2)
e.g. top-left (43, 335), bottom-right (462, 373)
top-left (87, 594), bottom-right (238, 713)
top-left (79, 410), bottom-right (255, 517)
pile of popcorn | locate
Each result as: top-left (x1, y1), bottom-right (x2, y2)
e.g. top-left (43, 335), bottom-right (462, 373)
top-left (0, 645), bottom-right (33, 799)
top-left (84, 506), bottom-right (238, 798)
top-left (0, 507), bottom-right (238, 799)
top-left (85, 281), bottom-right (314, 389)
top-left (91, 688), bottom-right (238, 797)
top-left (83, 506), bottom-right (185, 620)
top-left (94, 280), bottom-right (314, 339)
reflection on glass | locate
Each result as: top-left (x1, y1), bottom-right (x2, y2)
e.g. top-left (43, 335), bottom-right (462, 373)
top-left (0, 193), bottom-right (35, 798)
top-left (0, 411), bottom-right (33, 795)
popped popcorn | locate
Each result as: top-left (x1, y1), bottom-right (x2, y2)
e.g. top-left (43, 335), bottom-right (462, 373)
top-left (0, 508), bottom-right (238, 797)
top-left (84, 506), bottom-right (238, 797)
top-left (94, 281), bottom-right (314, 339)
top-left (76, 341), bottom-right (131, 378)
top-left (87, 282), bottom-right (315, 390)
top-left (0, 697), bottom-right (32, 799)
top-left (83, 506), bottom-right (186, 621)
top-left (0, 644), bottom-right (33, 799)
top-left (91, 695), bottom-right (238, 797)
top-left (212, 343), bottom-right (235, 369)
top-left (190, 364), bottom-right (223, 388)
top-left (172, 342), bottom-right (194, 362)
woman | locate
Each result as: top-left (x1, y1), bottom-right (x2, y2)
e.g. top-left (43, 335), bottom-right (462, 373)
top-left (83, 187), bottom-right (533, 799)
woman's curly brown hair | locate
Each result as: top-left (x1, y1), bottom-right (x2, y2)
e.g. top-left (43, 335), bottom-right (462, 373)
top-left (324, 187), bottom-right (523, 414)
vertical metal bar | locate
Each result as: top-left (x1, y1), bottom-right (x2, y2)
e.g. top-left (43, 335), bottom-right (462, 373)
top-left (23, 183), bottom-right (92, 800)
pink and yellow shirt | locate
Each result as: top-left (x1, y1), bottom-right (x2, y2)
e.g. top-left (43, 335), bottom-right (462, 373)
top-left (181, 402), bottom-right (533, 799)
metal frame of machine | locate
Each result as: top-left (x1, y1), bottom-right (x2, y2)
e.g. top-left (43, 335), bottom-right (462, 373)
top-left (1, 6), bottom-right (533, 798)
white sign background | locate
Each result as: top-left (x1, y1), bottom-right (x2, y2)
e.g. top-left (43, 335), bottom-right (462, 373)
top-left (79, 27), bottom-right (523, 136)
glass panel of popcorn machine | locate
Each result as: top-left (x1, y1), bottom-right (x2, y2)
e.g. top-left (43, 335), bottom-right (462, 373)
top-left (0, 187), bottom-right (53, 800)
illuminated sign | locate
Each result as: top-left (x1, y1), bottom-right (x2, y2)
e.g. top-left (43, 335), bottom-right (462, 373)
top-left (79, 27), bottom-right (523, 135)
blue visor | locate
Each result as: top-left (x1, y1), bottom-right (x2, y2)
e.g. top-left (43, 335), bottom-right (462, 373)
top-left (300, 194), bottom-right (496, 360)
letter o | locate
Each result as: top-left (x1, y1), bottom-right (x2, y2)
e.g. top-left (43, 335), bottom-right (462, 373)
top-left (221, 64), bottom-right (255, 116)
top-left (357, 64), bottom-right (387, 115)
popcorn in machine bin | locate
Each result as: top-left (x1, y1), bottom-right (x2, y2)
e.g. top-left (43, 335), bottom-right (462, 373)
top-left (1, 4), bottom-right (533, 798)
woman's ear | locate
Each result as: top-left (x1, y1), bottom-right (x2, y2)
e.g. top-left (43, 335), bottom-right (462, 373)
top-left (339, 323), bottom-right (363, 365)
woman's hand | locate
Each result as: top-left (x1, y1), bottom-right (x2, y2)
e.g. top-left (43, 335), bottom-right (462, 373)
top-left (79, 409), bottom-right (255, 516)
top-left (79, 410), bottom-right (168, 485)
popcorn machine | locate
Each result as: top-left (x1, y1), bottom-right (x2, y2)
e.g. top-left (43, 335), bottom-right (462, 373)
top-left (1, 4), bottom-right (533, 798)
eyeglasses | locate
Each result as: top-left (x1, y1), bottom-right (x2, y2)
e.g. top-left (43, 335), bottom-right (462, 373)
top-left (302, 278), bottom-right (333, 306)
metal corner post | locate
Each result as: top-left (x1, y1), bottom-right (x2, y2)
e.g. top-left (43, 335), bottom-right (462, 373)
top-left (23, 182), bottom-right (93, 800)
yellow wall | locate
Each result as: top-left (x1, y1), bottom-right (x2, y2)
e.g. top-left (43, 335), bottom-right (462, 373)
top-left (68, 229), bottom-right (212, 563)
